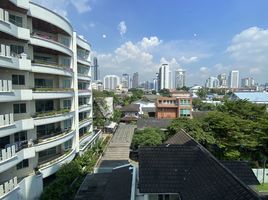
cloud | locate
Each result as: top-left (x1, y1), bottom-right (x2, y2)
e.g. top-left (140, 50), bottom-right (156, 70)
top-left (199, 67), bottom-right (210, 78)
top-left (118, 21), bottom-right (127, 37)
top-left (32, 0), bottom-right (92, 17)
top-left (179, 56), bottom-right (198, 64)
top-left (226, 26), bottom-right (268, 83)
top-left (139, 36), bottom-right (162, 49)
top-left (70, 0), bottom-right (91, 14)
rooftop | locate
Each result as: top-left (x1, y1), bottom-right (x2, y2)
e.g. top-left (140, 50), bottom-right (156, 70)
top-left (120, 104), bottom-right (140, 112)
top-left (234, 92), bottom-right (268, 103)
top-left (137, 118), bottom-right (172, 130)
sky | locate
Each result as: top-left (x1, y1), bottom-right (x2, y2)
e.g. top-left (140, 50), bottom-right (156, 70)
top-left (32, 0), bottom-right (268, 86)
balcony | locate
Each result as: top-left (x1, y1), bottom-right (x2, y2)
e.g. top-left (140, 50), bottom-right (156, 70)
top-left (79, 117), bottom-right (92, 129)
top-left (79, 130), bottom-right (102, 153)
top-left (79, 104), bottom-right (91, 113)
top-left (78, 73), bottom-right (91, 82)
top-left (0, 113), bottom-right (14, 129)
top-left (32, 88), bottom-right (74, 100)
top-left (0, 118), bottom-right (34, 138)
top-left (38, 149), bottom-right (76, 178)
top-left (30, 34), bottom-right (72, 57)
top-left (32, 59), bottom-right (73, 77)
top-left (0, 80), bottom-right (12, 92)
top-left (0, 10), bottom-right (30, 40)
top-left (77, 36), bottom-right (91, 52)
top-left (77, 56), bottom-right (90, 67)
top-left (33, 109), bottom-right (74, 126)
top-left (78, 89), bottom-right (91, 97)
top-left (0, 177), bottom-right (19, 199)
top-left (0, 45), bottom-right (31, 70)
top-left (35, 129), bottom-right (75, 152)
top-left (0, 142), bottom-right (35, 173)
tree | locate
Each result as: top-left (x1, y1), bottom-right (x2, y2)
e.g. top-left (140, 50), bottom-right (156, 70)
top-left (131, 128), bottom-right (166, 150)
top-left (159, 89), bottom-right (171, 97)
top-left (196, 88), bottom-right (207, 99)
top-left (111, 109), bottom-right (122, 123)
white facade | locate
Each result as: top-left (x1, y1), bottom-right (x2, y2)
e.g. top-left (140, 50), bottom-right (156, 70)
top-left (175, 69), bottom-right (186, 89)
top-left (103, 75), bottom-right (120, 91)
top-left (159, 64), bottom-right (170, 90)
top-left (241, 77), bottom-right (255, 88)
top-left (0, 1), bottom-right (101, 199)
top-left (205, 76), bottom-right (219, 88)
top-left (228, 70), bottom-right (239, 89)
top-left (217, 73), bottom-right (227, 88)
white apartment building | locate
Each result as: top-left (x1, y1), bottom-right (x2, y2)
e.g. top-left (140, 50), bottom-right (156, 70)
top-left (159, 64), bottom-right (170, 90)
top-left (241, 77), bottom-right (255, 88)
top-left (103, 75), bottom-right (120, 91)
top-left (205, 76), bottom-right (219, 88)
top-left (228, 70), bottom-right (239, 89)
top-left (175, 69), bottom-right (186, 89)
top-left (217, 73), bottom-right (227, 88)
top-left (0, 1), bottom-right (101, 199)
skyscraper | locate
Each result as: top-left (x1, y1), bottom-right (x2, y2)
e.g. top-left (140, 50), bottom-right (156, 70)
top-left (228, 70), bottom-right (239, 89)
top-left (92, 57), bottom-right (99, 81)
top-left (205, 77), bottom-right (220, 88)
top-left (132, 72), bottom-right (139, 88)
top-left (175, 69), bottom-right (186, 89)
top-left (217, 73), bottom-right (227, 88)
top-left (159, 64), bottom-right (170, 90)
top-left (121, 73), bottom-right (130, 89)
top-left (103, 75), bottom-right (120, 91)
top-left (241, 77), bottom-right (255, 88)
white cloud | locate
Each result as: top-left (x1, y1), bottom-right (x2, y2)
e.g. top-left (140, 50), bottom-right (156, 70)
top-left (179, 56), bottom-right (198, 64)
top-left (118, 21), bottom-right (127, 37)
top-left (139, 36), bottom-right (162, 49)
top-left (226, 26), bottom-right (268, 83)
top-left (70, 0), bottom-right (91, 14)
top-left (199, 67), bottom-right (210, 78)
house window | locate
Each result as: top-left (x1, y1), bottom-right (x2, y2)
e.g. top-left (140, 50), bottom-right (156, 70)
top-left (9, 14), bottom-right (23, 27)
top-left (15, 131), bottom-right (27, 142)
top-left (180, 109), bottom-right (191, 117)
top-left (13, 103), bottom-right (26, 114)
top-left (17, 159), bottom-right (29, 170)
top-left (12, 74), bottom-right (25, 85)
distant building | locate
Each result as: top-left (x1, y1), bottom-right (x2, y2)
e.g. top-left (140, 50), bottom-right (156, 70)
top-left (121, 73), bottom-right (130, 89)
top-left (153, 73), bottom-right (159, 92)
top-left (159, 64), bottom-right (170, 90)
top-left (132, 72), bottom-right (139, 88)
top-left (120, 104), bottom-right (140, 123)
top-left (175, 69), bottom-right (186, 89)
top-left (92, 80), bottom-right (104, 91)
top-left (232, 92), bottom-right (268, 105)
top-left (205, 76), bottom-right (219, 88)
top-left (217, 73), bottom-right (228, 88)
top-left (156, 91), bottom-right (192, 119)
top-left (241, 77), bottom-right (255, 88)
top-left (103, 75), bottom-right (120, 91)
top-left (189, 85), bottom-right (203, 98)
top-left (228, 70), bottom-right (239, 89)
top-left (92, 57), bottom-right (100, 81)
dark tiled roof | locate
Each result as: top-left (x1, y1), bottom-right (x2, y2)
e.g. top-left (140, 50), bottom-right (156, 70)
top-left (141, 107), bottom-right (156, 113)
top-left (164, 129), bottom-right (198, 146)
top-left (121, 116), bottom-right (138, 121)
top-left (121, 104), bottom-right (140, 112)
top-left (137, 118), bottom-right (172, 129)
top-left (221, 161), bottom-right (260, 186)
top-left (75, 165), bottom-right (133, 200)
top-left (139, 133), bottom-right (261, 200)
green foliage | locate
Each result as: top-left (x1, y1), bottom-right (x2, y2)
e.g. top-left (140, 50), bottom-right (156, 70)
top-left (168, 100), bottom-right (268, 165)
top-left (196, 88), bottom-right (207, 99)
top-left (111, 109), bottom-right (122, 123)
top-left (40, 138), bottom-right (110, 200)
top-left (192, 98), bottom-right (216, 111)
top-left (159, 89), bottom-right (171, 97)
top-left (131, 128), bottom-right (166, 150)
top-left (177, 86), bottom-right (190, 91)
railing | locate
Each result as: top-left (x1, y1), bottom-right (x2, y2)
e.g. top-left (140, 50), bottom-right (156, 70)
top-left (36, 128), bottom-right (72, 143)
top-left (0, 177), bottom-right (18, 198)
top-left (32, 59), bottom-right (71, 70)
top-left (0, 113), bottom-right (14, 128)
top-left (0, 44), bottom-right (10, 57)
top-left (0, 80), bottom-right (12, 92)
top-left (33, 109), bottom-right (70, 118)
top-left (38, 149), bottom-right (72, 168)
top-left (33, 87), bottom-right (74, 92)
top-left (0, 9), bottom-right (9, 23)
top-left (0, 145), bottom-right (16, 163)
top-left (31, 32), bottom-right (70, 48)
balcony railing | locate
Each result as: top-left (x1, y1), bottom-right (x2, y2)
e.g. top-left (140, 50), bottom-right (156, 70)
top-left (38, 149), bottom-right (72, 168)
top-left (0, 145), bottom-right (16, 163)
top-left (0, 80), bottom-right (12, 92)
top-left (33, 109), bottom-right (70, 118)
top-left (0, 9), bottom-right (9, 23)
top-left (31, 32), bottom-right (70, 48)
top-left (0, 44), bottom-right (11, 57)
top-left (36, 128), bottom-right (72, 143)
top-left (32, 59), bottom-right (72, 71)
top-left (0, 113), bottom-right (14, 128)
top-left (33, 87), bottom-right (74, 92)
top-left (0, 177), bottom-right (18, 198)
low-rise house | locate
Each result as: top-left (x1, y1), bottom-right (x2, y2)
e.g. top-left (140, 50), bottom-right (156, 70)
top-left (156, 92), bottom-right (192, 119)
top-left (120, 104), bottom-right (140, 123)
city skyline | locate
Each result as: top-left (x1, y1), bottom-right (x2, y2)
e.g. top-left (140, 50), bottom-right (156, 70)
top-left (33, 0), bottom-right (268, 85)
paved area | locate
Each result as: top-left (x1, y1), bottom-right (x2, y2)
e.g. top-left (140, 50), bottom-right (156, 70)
top-left (97, 123), bottom-right (136, 170)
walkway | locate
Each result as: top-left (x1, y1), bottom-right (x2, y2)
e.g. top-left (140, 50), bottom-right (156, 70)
top-left (96, 123), bottom-right (136, 172)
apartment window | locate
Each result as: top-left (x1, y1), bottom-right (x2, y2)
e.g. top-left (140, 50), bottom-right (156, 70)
top-left (34, 55), bottom-right (55, 65)
top-left (78, 82), bottom-right (88, 90)
top-left (17, 159), bottom-right (29, 170)
top-left (10, 45), bottom-right (24, 55)
top-left (35, 78), bottom-right (53, 88)
top-left (15, 131), bottom-right (27, 143)
top-left (59, 36), bottom-right (70, 47)
top-left (37, 123), bottom-right (55, 137)
top-left (63, 99), bottom-right (71, 109)
top-left (35, 100), bottom-right (54, 112)
top-left (63, 79), bottom-right (71, 88)
top-left (39, 147), bottom-right (57, 159)
top-left (12, 74), bottom-right (25, 85)
top-left (0, 136), bottom-right (10, 149)
top-left (13, 103), bottom-right (26, 114)
top-left (9, 14), bottom-right (23, 27)
top-left (64, 139), bottom-right (72, 150)
top-left (63, 119), bottom-right (72, 130)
